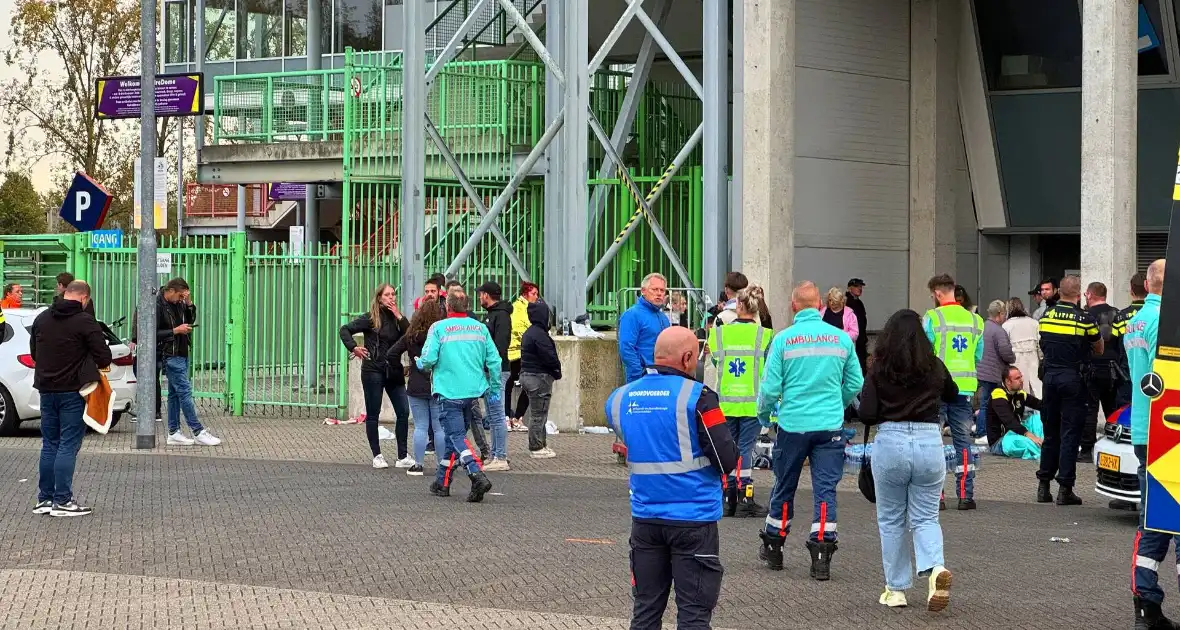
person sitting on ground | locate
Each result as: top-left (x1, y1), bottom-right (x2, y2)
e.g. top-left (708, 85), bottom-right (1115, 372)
top-left (986, 366), bottom-right (1043, 458)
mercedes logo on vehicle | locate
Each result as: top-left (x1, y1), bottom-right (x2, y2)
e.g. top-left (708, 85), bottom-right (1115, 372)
top-left (1141, 372), bottom-right (1164, 398)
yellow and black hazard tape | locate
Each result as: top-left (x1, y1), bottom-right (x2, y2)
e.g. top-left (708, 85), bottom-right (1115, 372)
top-left (608, 160), bottom-right (679, 245)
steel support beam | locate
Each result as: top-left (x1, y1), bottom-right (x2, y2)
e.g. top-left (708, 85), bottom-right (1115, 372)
top-left (400, 0), bottom-right (426, 315)
top-left (561, 0), bottom-right (589, 321)
top-left (498, 0), bottom-right (564, 84)
top-left (543, 0), bottom-right (566, 314)
top-left (426, 0), bottom-right (493, 86)
top-left (702, 0), bottom-right (729, 299)
top-left (586, 0), bottom-right (672, 242)
top-left (635, 8), bottom-right (703, 98)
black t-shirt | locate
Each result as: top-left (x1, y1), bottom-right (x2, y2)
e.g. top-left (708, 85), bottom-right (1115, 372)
top-left (822, 308), bottom-right (845, 330)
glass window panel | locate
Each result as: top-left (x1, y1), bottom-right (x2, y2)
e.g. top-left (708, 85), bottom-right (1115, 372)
top-left (239, 0), bottom-right (284, 59)
top-left (284, 0), bottom-right (308, 56)
top-left (204, 0), bottom-right (238, 61)
top-left (164, 0), bottom-right (188, 64)
top-left (1140, 0), bottom-right (1168, 75)
top-left (332, 0), bottom-right (382, 53)
top-left (976, 0), bottom-right (1082, 90)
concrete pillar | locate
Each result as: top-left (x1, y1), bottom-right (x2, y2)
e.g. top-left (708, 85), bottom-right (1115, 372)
top-left (908, 0), bottom-right (960, 310)
top-left (740, 0), bottom-right (794, 328)
top-left (1081, 0), bottom-right (1137, 294)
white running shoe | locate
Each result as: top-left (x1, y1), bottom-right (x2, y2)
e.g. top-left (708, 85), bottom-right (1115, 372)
top-left (167, 432), bottom-right (196, 446)
top-left (372, 454), bottom-right (389, 469)
top-left (49, 501), bottom-right (93, 517)
top-left (879, 588), bottom-right (908, 608)
top-left (973, 435), bottom-right (989, 446)
top-left (530, 447), bottom-right (556, 459)
top-left (926, 566), bottom-right (953, 612)
top-left (394, 456), bottom-right (416, 468)
top-left (194, 430), bottom-right (222, 446)
top-left (33, 500), bottom-right (52, 515)
top-left (483, 457), bottom-right (510, 472)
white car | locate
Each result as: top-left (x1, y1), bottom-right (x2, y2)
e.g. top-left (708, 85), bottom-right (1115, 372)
top-left (0, 307), bottom-right (137, 435)
top-left (1094, 405), bottom-right (1140, 506)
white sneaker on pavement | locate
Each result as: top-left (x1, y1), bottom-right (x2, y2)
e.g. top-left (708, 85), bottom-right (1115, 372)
top-left (372, 454), bottom-right (389, 469)
top-left (530, 447), bottom-right (556, 459)
top-left (879, 588), bottom-right (907, 608)
top-left (167, 432), bottom-right (196, 446)
top-left (194, 430), bottom-right (222, 446)
top-left (483, 457), bottom-right (510, 472)
top-left (973, 435), bottom-right (989, 446)
top-left (926, 566), bottom-right (953, 612)
top-left (394, 456), bottom-right (416, 468)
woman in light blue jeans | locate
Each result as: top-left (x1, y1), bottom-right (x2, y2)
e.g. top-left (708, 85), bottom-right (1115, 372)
top-left (408, 396), bottom-right (446, 472)
top-left (387, 300), bottom-right (447, 476)
top-left (859, 309), bottom-right (959, 611)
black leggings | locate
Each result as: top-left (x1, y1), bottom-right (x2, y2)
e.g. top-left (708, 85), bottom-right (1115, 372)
top-left (361, 370), bottom-right (410, 459)
top-left (505, 359), bottom-right (530, 419)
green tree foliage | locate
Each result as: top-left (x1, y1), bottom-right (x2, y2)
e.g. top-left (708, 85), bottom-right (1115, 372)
top-left (0, 171), bottom-right (48, 234)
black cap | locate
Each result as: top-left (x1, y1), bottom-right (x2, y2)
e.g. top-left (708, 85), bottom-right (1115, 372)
top-left (476, 281), bottom-right (502, 299)
top-left (847, 278), bottom-right (866, 288)
top-left (1028, 288), bottom-right (1038, 296)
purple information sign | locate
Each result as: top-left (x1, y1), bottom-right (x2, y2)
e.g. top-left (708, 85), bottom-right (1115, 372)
top-left (270, 183), bottom-right (308, 201)
top-left (94, 73), bottom-right (204, 120)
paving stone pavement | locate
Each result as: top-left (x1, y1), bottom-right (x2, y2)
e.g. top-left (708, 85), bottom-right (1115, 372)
top-left (0, 416), bottom-right (1155, 629)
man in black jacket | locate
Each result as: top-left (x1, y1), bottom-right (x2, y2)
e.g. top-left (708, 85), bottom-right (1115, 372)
top-left (30, 281), bottom-right (111, 517)
top-left (477, 281), bottom-right (512, 470)
top-left (1081, 281), bottom-right (1120, 462)
top-left (155, 278), bottom-right (222, 447)
top-left (845, 279), bottom-right (868, 371)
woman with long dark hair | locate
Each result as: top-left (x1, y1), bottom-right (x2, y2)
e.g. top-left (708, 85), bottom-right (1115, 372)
top-left (339, 283), bottom-right (412, 469)
top-left (388, 299), bottom-right (447, 476)
top-left (859, 309), bottom-right (959, 611)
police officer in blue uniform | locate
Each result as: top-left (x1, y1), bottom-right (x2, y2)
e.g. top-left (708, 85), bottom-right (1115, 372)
top-left (606, 326), bottom-right (739, 630)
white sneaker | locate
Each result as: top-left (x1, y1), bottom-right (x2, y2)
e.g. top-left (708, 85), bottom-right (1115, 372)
top-left (483, 457), bottom-right (510, 472)
top-left (530, 447), bottom-right (556, 459)
top-left (394, 456), bottom-right (416, 468)
top-left (167, 432), bottom-right (195, 446)
top-left (879, 588), bottom-right (908, 608)
top-left (973, 435), bottom-right (989, 446)
top-left (926, 566), bottom-right (953, 612)
top-left (194, 430), bottom-right (222, 446)
top-left (372, 454), bottom-right (389, 469)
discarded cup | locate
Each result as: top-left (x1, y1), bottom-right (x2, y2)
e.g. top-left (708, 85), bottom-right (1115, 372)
top-left (1049, 537), bottom-right (1071, 544)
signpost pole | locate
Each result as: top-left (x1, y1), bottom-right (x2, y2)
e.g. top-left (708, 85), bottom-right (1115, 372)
top-left (177, 122), bottom-right (184, 238)
top-left (135, 0), bottom-right (159, 450)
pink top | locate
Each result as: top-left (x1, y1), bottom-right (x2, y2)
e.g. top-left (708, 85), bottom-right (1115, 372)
top-left (819, 306), bottom-right (860, 342)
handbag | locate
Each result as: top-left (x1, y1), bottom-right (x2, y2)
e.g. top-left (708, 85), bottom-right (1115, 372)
top-left (858, 423), bottom-right (876, 503)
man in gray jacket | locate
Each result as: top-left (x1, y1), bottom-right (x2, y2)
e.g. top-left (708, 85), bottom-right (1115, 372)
top-left (975, 300), bottom-right (1016, 441)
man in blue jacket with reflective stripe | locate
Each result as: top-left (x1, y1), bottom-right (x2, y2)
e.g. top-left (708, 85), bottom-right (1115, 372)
top-left (606, 326), bottom-right (738, 630)
top-left (618, 273), bottom-right (672, 383)
top-left (756, 282), bottom-right (863, 580)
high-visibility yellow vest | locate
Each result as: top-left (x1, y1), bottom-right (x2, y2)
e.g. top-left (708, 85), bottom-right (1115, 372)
top-left (706, 322), bottom-right (772, 417)
top-left (924, 305), bottom-right (984, 392)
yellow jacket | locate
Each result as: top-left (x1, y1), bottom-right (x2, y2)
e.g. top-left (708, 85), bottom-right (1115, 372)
top-left (508, 296), bottom-right (530, 361)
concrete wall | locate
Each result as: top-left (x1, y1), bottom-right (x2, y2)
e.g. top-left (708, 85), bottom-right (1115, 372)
top-left (793, 0), bottom-right (911, 330)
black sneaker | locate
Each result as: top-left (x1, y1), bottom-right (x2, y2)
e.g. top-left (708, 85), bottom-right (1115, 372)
top-left (50, 501), bottom-right (93, 517)
top-left (957, 499), bottom-right (977, 511)
top-left (1077, 448), bottom-right (1094, 463)
top-left (429, 481), bottom-right (450, 497)
top-left (467, 472), bottom-right (493, 503)
top-left (735, 497), bottom-right (769, 518)
top-left (406, 464), bottom-right (424, 476)
top-left (1037, 479), bottom-right (1053, 503)
top-left (32, 500), bottom-right (52, 515)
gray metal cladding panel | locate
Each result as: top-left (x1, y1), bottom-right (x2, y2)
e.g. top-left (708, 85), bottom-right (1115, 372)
top-left (992, 89), bottom-right (1180, 230)
top-left (795, 247), bottom-right (908, 330)
top-left (797, 0), bottom-right (910, 81)
top-left (794, 157), bottom-right (909, 251)
top-left (796, 68), bottom-right (909, 165)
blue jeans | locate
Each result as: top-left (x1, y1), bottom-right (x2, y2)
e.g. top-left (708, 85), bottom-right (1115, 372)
top-left (38, 392), bottom-right (86, 505)
top-left (975, 380), bottom-right (998, 437)
top-left (872, 422), bottom-right (947, 590)
top-left (941, 396), bottom-right (975, 499)
top-left (409, 395), bottom-right (445, 465)
top-left (480, 371), bottom-right (510, 459)
top-left (764, 429), bottom-right (844, 542)
top-left (725, 416), bottom-right (759, 489)
top-left (1133, 444), bottom-right (1180, 604)
top-left (165, 356), bottom-right (204, 435)
top-left (435, 397), bottom-right (483, 487)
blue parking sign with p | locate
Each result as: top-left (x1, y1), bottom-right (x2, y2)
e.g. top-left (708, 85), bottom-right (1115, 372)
top-left (59, 172), bottom-right (112, 232)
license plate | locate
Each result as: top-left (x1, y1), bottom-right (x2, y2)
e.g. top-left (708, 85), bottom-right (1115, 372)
top-left (1098, 453), bottom-right (1120, 472)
